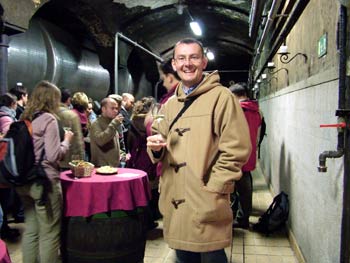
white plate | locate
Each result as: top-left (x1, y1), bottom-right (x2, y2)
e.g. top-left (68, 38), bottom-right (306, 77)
top-left (96, 167), bottom-right (118, 175)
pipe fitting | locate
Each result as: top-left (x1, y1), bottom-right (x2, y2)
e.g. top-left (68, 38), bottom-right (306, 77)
top-left (318, 149), bottom-right (344, 172)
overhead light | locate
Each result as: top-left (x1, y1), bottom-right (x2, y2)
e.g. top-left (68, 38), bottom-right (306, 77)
top-left (187, 8), bottom-right (202, 36)
top-left (206, 50), bottom-right (215, 60)
top-left (190, 21), bottom-right (202, 36)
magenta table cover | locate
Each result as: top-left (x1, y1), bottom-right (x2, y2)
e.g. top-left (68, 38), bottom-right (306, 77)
top-left (60, 168), bottom-right (151, 217)
top-left (0, 239), bottom-right (11, 263)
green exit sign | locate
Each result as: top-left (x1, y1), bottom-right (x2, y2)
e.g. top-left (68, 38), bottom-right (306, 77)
top-left (318, 33), bottom-right (327, 58)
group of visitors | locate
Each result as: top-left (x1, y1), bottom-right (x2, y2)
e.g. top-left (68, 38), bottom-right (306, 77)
top-left (0, 37), bottom-right (265, 263)
top-left (0, 84), bottom-right (28, 241)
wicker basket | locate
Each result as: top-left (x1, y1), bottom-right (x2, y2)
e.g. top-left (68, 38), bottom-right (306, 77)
top-left (69, 161), bottom-right (94, 178)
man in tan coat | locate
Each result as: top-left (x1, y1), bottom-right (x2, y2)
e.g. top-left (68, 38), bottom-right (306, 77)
top-left (90, 97), bottom-right (124, 167)
top-left (147, 38), bottom-right (251, 262)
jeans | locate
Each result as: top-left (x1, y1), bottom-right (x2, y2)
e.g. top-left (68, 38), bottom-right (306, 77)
top-left (175, 249), bottom-right (228, 263)
top-left (16, 180), bottom-right (62, 263)
top-left (231, 171), bottom-right (253, 222)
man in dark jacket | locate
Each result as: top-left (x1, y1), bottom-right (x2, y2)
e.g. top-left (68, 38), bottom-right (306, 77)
top-left (120, 93), bottom-right (135, 152)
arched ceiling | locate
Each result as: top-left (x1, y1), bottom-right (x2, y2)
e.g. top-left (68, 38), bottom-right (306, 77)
top-left (32, 0), bottom-right (257, 83)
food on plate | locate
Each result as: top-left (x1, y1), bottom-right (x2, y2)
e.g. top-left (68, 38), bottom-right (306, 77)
top-left (96, 166), bottom-right (118, 174)
top-left (70, 160), bottom-right (93, 167)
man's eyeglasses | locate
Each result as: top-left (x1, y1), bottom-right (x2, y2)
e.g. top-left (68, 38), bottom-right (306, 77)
top-left (173, 55), bottom-right (202, 64)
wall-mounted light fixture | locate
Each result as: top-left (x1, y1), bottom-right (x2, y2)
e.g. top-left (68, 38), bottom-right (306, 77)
top-left (267, 62), bottom-right (289, 76)
top-left (261, 72), bottom-right (277, 84)
top-left (266, 76), bottom-right (278, 84)
top-left (266, 62), bottom-right (289, 85)
top-left (277, 45), bottom-right (308, 64)
top-left (253, 83), bottom-right (259, 91)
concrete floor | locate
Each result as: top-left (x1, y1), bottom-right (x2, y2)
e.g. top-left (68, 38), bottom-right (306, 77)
top-left (4, 164), bottom-right (299, 263)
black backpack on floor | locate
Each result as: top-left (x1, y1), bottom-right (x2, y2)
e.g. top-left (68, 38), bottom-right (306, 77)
top-left (253, 191), bottom-right (289, 235)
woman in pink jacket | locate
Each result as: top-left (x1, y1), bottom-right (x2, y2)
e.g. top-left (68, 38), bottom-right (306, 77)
top-left (16, 81), bottom-right (73, 263)
top-left (0, 93), bottom-right (17, 134)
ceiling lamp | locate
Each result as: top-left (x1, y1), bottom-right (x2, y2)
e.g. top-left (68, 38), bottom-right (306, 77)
top-left (206, 50), bottom-right (215, 60)
top-left (190, 21), bottom-right (202, 36)
top-left (187, 8), bottom-right (202, 36)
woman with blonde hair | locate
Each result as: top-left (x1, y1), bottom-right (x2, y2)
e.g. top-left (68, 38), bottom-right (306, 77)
top-left (71, 91), bottom-right (89, 137)
top-left (17, 80), bottom-right (73, 263)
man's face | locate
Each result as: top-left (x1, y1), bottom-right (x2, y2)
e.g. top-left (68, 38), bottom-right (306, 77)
top-left (172, 43), bottom-right (208, 88)
top-left (124, 96), bottom-right (135, 111)
top-left (102, 99), bottom-right (119, 119)
top-left (87, 103), bottom-right (93, 115)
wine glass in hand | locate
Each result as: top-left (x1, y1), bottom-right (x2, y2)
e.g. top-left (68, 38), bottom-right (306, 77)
top-left (148, 103), bottom-right (166, 149)
top-left (151, 103), bottom-right (165, 135)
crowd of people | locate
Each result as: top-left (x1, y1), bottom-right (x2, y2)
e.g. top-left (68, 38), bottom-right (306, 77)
top-left (0, 38), bottom-right (264, 263)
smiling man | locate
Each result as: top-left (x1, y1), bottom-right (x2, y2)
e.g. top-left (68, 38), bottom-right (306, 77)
top-left (147, 38), bottom-right (251, 263)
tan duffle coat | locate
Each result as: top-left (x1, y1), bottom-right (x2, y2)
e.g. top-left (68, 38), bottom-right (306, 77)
top-left (148, 71), bottom-right (251, 252)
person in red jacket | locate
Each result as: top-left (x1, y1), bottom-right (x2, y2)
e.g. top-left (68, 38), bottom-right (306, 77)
top-left (230, 82), bottom-right (262, 229)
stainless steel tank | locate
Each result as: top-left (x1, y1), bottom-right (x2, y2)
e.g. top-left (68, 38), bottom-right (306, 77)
top-left (7, 18), bottom-right (110, 101)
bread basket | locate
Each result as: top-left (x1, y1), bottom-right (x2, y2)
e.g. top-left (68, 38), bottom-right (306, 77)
top-left (69, 161), bottom-right (95, 178)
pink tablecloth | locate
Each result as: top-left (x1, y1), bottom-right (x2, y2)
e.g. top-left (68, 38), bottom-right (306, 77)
top-left (60, 168), bottom-right (151, 217)
top-left (0, 239), bottom-right (11, 263)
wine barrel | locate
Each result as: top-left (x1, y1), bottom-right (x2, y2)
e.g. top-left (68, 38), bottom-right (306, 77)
top-left (62, 209), bottom-right (147, 263)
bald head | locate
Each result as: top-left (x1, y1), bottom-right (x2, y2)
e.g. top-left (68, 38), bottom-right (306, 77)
top-left (101, 97), bottom-right (120, 119)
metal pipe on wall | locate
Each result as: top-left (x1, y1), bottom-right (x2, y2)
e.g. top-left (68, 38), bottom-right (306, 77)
top-left (250, 0), bottom-right (310, 83)
top-left (0, 34), bottom-right (8, 94)
top-left (256, 0), bottom-right (282, 54)
top-left (114, 33), bottom-right (118, 94)
top-left (338, 5), bottom-right (350, 262)
top-left (114, 32), bottom-right (164, 95)
top-left (317, 5), bottom-right (346, 170)
top-left (249, 0), bottom-right (265, 39)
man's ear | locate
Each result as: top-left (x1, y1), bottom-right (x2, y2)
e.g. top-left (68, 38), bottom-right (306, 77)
top-left (171, 59), bottom-right (177, 72)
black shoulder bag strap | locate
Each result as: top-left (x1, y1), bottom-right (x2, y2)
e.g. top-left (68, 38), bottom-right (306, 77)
top-left (168, 95), bottom-right (200, 131)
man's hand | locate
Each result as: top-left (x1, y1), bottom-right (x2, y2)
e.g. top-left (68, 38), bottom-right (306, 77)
top-left (114, 114), bottom-right (124, 124)
top-left (147, 134), bottom-right (167, 152)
